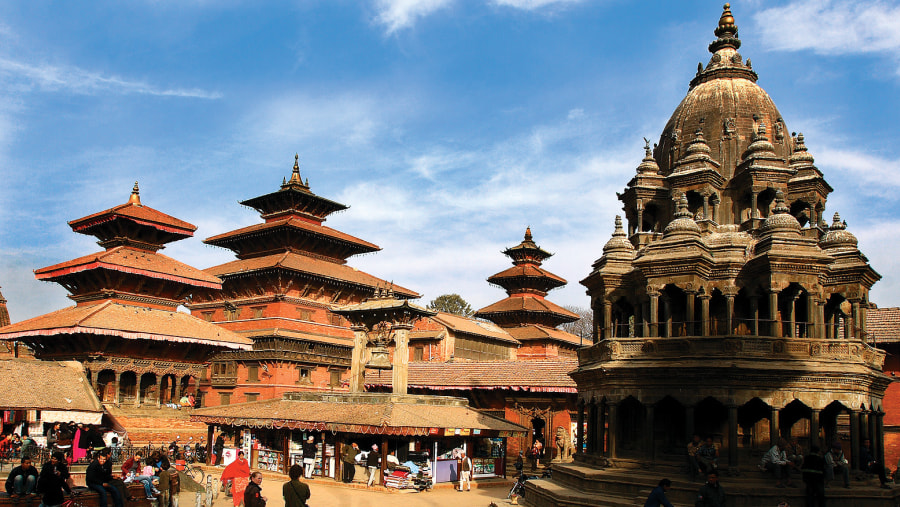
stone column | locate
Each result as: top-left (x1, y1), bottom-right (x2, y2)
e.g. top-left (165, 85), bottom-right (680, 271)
top-left (810, 409), bottom-right (820, 450)
top-left (750, 295), bottom-right (759, 336)
top-left (770, 407), bottom-right (780, 444)
top-left (649, 292), bottom-right (659, 337)
top-left (843, 314), bottom-right (852, 340)
top-left (392, 324), bottom-right (412, 395)
top-left (635, 303), bottom-right (643, 338)
top-left (157, 376), bottom-right (165, 408)
top-left (702, 194), bottom-right (710, 220)
top-left (114, 371), bottom-right (122, 405)
top-left (645, 404), bottom-right (655, 461)
top-left (861, 303), bottom-right (869, 343)
top-left (788, 293), bottom-right (799, 338)
top-left (576, 403), bottom-right (585, 456)
top-left (134, 375), bottom-right (142, 407)
top-left (851, 301), bottom-right (860, 340)
top-left (686, 291), bottom-right (696, 336)
top-left (725, 294), bottom-right (735, 336)
top-left (816, 300), bottom-right (826, 339)
top-left (769, 290), bottom-right (780, 337)
top-left (877, 411), bottom-right (886, 467)
top-left (868, 411), bottom-right (877, 445)
top-left (728, 405), bottom-right (738, 467)
top-left (661, 295), bottom-right (672, 338)
top-left (598, 403), bottom-right (607, 455)
top-left (642, 300), bottom-right (650, 338)
top-left (607, 402), bottom-right (618, 459)
top-left (751, 191), bottom-right (759, 219)
top-left (637, 206), bottom-right (644, 233)
top-left (699, 294), bottom-right (711, 336)
top-left (349, 325), bottom-right (368, 393)
top-left (602, 300), bottom-right (612, 339)
top-left (849, 410), bottom-right (860, 470)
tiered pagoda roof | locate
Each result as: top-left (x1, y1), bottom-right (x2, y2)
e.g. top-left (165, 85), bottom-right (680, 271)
top-left (201, 155), bottom-right (417, 298)
top-left (475, 228), bottom-right (580, 346)
top-left (0, 184), bottom-right (250, 355)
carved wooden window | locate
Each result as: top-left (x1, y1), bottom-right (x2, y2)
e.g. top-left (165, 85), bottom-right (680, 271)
top-left (329, 313), bottom-right (343, 326)
top-left (329, 370), bottom-right (342, 387)
top-left (224, 306), bottom-right (242, 321)
top-left (245, 393), bottom-right (258, 402)
top-left (296, 308), bottom-right (312, 321)
top-left (247, 365), bottom-right (259, 382)
top-left (202, 311), bottom-right (214, 322)
top-left (297, 368), bottom-right (311, 384)
top-left (211, 361), bottom-right (236, 379)
top-left (413, 347), bottom-right (424, 361)
top-left (219, 393), bottom-right (231, 405)
top-left (252, 306), bottom-right (265, 319)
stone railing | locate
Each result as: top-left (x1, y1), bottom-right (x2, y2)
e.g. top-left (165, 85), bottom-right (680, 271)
top-left (578, 335), bottom-right (885, 370)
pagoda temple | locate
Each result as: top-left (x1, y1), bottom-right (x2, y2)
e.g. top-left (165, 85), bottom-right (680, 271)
top-left (0, 184), bottom-right (251, 408)
top-left (475, 227), bottom-right (584, 359)
top-left (188, 155), bottom-right (418, 406)
top-left (531, 5), bottom-right (895, 506)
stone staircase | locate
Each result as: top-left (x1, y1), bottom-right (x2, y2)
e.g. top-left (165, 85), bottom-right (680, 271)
top-left (524, 461), bottom-right (900, 507)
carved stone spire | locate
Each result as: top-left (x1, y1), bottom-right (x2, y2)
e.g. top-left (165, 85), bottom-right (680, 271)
top-left (709, 3), bottom-right (741, 53)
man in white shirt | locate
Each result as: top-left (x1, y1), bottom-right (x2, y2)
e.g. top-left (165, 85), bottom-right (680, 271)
top-left (458, 452), bottom-right (472, 492)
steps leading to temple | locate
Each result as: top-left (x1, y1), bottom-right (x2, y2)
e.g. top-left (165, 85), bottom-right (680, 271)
top-left (526, 463), bottom-right (900, 507)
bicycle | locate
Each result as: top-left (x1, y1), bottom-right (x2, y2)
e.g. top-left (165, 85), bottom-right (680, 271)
top-left (184, 462), bottom-right (205, 483)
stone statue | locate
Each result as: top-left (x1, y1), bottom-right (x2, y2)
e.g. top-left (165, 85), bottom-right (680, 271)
top-left (553, 426), bottom-right (574, 462)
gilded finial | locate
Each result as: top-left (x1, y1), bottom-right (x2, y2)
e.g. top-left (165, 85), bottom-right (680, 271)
top-left (709, 2), bottom-right (741, 53)
top-left (294, 153), bottom-right (300, 171)
top-left (127, 181), bottom-right (142, 205)
top-left (524, 226), bottom-right (533, 241)
top-left (285, 153), bottom-right (303, 186)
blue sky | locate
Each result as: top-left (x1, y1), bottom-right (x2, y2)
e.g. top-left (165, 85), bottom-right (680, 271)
top-left (1, 0), bottom-right (899, 322)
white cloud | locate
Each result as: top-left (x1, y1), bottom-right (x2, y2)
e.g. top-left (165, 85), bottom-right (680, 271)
top-left (491, 0), bottom-right (583, 10)
top-left (754, 1), bottom-right (900, 55)
top-left (0, 57), bottom-right (222, 99)
top-left (373, 0), bottom-right (454, 34)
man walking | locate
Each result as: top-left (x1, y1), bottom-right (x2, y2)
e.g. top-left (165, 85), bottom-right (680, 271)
top-left (366, 445), bottom-right (380, 487)
top-left (340, 442), bottom-right (358, 483)
top-left (458, 451), bottom-right (472, 492)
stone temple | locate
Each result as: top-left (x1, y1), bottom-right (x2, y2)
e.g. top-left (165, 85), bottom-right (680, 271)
top-left (529, 4), bottom-right (893, 507)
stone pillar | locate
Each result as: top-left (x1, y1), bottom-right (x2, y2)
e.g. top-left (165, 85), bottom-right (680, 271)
top-left (349, 326), bottom-right (368, 393)
top-left (725, 294), bottom-right (735, 336)
top-left (392, 324), bottom-right (412, 395)
top-left (810, 409), bottom-right (820, 450)
top-left (602, 300), bottom-right (612, 339)
top-left (806, 294), bottom-right (816, 338)
top-left (642, 300), bottom-right (650, 338)
top-left (649, 292), bottom-right (659, 337)
top-left (770, 407), bottom-right (780, 444)
top-left (788, 293), bottom-right (799, 338)
top-left (751, 191), bottom-right (759, 219)
top-left (114, 371), bottom-right (122, 405)
top-left (686, 291), bottom-right (696, 336)
top-left (635, 303), bottom-right (643, 338)
top-left (157, 376), bottom-right (165, 408)
top-left (843, 314), bottom-right (851, 340)
top-left (861, 303), bottom-right (869, 343)
top-left (637, 207), bottom-right (644, 233)
top-left (851, 301), bottom-right (860, 340)
top-left (645, 404), bottom-right (655, 461)
top-left (877, 411), bottom-right (886, 467)
top-left (576, 403), bottom-right (585, 456)
top-left (702, 194), bottom-right (710, 220)
top-left (769, 290), bottom-right (780, 337)
top-left (867, 411), bottom-right (877, 445)
top-left (598, 403), bottom-right (607, 455)
top-left (728, 405), bottom-right (738, 467)
top-left (607, 402), bottom-right (618, 459)
top-left (134, 375), bottom-right (142, 407)
top-left (850, 411), bottom-right (860, 470)
top-left (661, 295), bottom-right (672, 338)
top-left (699, 294), bottom-right (711, 336)
top-left (750, 295), bottom-right (759, 336)
top-left (817, 300), bottom-right (826, 339)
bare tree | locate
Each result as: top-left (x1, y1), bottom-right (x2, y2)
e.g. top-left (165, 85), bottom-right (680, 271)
top-left (561, 305), bottom-right (593, 343)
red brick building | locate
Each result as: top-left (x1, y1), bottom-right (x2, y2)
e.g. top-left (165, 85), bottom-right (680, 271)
top-left (868, 306), bottom-right (900, 470)
top-left (187, 156), bottom-right (418, 407)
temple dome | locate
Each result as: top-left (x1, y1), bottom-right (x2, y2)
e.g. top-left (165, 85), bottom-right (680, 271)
top-left (602, 216), bottom-right (635, 255)
top-left (760, 192), bottom-right (801, 234)
top-left (664, 195), bottom-right (701, 236)
top-left (820, 212), bottom-right (858, 249)
top-left (653, 5), bottom-right (792, 177)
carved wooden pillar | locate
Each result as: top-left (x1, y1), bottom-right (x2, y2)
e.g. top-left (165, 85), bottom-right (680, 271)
top-left (686, 291), bottom-right (696, 336)
top-left (645, 403), bottom-right (655, 460)
top-left (114, 371), bottom-right (122, 405)
top-left (850, 410), bottom-right (860, 470)
top-left (769, 290), bottom-right (780, 337)
top-left (728, 405), bottom-right (738, 467)
top-left (770, 407), bottom-right (780, 444)
top-left (810, 409), bottom-right (820, 450)
top-left (576, 402), bottom-right (585, 456)
top-left (602, 299), bottom-right (612, 340)
top-left (648, 291), bottom-right (659, 337)
top-left (607, 402), bottom-right (618, 459)
top-left (699, 294), bottom-right (711, 337)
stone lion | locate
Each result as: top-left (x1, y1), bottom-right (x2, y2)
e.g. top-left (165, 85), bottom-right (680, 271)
top-left (554, 426), bottom-right (574, 462)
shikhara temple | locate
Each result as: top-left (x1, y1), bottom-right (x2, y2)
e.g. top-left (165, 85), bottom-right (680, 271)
top-left (1, 2), bottom-right (900, 505)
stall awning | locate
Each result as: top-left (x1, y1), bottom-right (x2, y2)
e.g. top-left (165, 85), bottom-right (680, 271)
top-left (41, 410), bottom-right (103, 425)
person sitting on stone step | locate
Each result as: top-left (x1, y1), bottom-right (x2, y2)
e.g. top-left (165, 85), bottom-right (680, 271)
top-left (696, 437), bottom-right (719, 475)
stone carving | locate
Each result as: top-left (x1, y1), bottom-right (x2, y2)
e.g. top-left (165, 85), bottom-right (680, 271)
top-left (723, 118), bottom-right (736, 139)
top-left (554, 426), bottom-right (574, 463)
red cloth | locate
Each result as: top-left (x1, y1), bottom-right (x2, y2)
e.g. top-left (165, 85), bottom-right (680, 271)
top-left (220, 458), bottom-right (250, 507)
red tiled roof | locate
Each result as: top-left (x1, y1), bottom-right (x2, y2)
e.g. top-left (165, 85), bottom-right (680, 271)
top-left (69, 202), bottom-right (196, 237)
top-left (364, 359), bottom-right (578, 392)
top-left (205, 252), bottom-right (419, 298)
top-left (475, 296), bottom-right (579, 321)
top-left (0, 301), bottom-right (252, 349)
top-left (868, 307), bottom-right (900, 344)
top-left (487, 264), bottom-right (567, 285)
top-left (431, 312), bottom-right (519, 344)
top-left (191, 393), bottom-right (528, 436)
top-left (505, 325), bottom-right (585, 346)
top-left (0, 360), bottom-right (103, 412)
top-left (204, 217), bottom-right (380, 254)
top-left (34, 246), bottom-right (223, 288)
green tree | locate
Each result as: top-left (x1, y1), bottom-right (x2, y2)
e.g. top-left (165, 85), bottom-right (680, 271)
top-left (427, 294), bottom-right (474, 316)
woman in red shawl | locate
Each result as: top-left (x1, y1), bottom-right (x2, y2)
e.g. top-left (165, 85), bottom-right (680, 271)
top-left (220, 450), bottom-right (250, 507)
